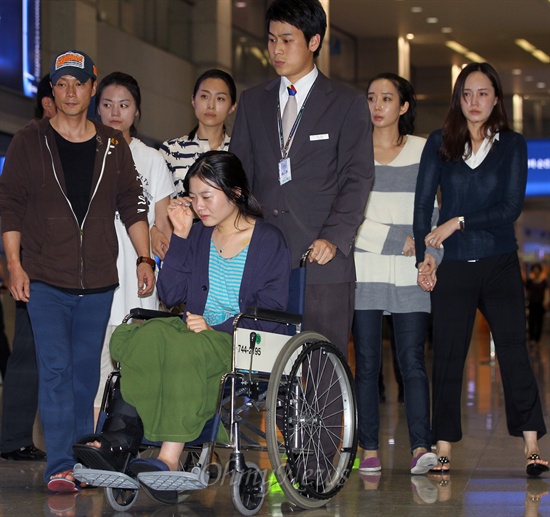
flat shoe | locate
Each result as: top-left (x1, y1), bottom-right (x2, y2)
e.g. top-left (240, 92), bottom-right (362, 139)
top-left (411, 451), bottom-right (438, 475)
top-left (359, 456), bottom-right (381, 472)
top-left (0, 445), bottom-right (46, 461)
top-left (47, 470), bottom-right (79, 493)
top-left (129, 457), bottom-right (178, 504)
top-left (429, 456), bottom-right (450, 473)
top-left (47, 493), bottom-right (78, 514)
top-left (526, 453), bottom-right (550, 477)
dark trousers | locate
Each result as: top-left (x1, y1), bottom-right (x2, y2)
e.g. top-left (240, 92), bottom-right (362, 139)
top-left (27, 283), bottom-right (113, 482)
top-left (0, 302), bottom-right (38, 453)
top-left (431, 252), bottom-right (546, 442)
top-left (353, 310), bottom-right (431, 453)
top-left (303, 282), bottom-right (354, 358)
top-left (0, 297), bottom-right (11, 380)
top-left (528, 302), bottom-right (545, 343)
top-left (300, 282), bottom-right (354, 481)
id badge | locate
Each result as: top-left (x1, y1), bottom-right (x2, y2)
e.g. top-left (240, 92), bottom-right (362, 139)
top-left (278, 157), bottom-right (292, 185)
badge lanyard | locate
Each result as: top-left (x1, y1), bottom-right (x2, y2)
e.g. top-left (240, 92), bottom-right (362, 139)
top-left (277, 86), bottom-right (313, 159)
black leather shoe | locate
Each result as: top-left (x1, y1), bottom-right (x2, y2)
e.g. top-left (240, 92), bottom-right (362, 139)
top-left (0, 445), bottom-right (46, 461)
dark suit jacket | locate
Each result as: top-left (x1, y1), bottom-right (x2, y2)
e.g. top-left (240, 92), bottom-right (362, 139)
top-left (230, 72), bottom-right (374, 285)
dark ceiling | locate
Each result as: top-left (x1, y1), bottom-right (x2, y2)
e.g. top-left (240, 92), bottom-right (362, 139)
top-left (330, 0), bottom-right (550, 98)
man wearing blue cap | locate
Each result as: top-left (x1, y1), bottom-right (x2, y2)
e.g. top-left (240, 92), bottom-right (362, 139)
top-left (0, 50), bottom-right (155, 492)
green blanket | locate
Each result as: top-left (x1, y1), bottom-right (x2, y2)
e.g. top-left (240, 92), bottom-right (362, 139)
top-left (110, 317), bottom-right (231, 443)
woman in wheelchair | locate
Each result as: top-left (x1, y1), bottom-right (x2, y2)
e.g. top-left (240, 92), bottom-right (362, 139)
top-left (74, 151), bottom-right (291, 479)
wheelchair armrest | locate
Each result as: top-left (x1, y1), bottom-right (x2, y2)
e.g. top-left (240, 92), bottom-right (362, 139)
top-left (128, 308), bottom-right (178, 320)
top-left (242, 306), bottom-right (302, 326)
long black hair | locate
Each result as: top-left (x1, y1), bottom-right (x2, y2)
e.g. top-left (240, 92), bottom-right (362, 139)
top-left (187, 69), bottom-right (237, 141)
top-left (366, 72), bottom-right (417, 145)
top-left (440, 62), bottom-right (510, 162)
top-left (96, 72), bottom-right (142, 137)
top-left (184, 151), bottom-right (263, 224)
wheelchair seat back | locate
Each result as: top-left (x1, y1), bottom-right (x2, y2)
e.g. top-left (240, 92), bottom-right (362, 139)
top-left (234, 328), bottom-right (301, 375)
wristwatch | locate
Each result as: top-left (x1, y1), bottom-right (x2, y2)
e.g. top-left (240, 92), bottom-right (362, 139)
top-left (136, 256), bottom-right (156, 271)
top-left (457, 216), bottom-right (465, 231)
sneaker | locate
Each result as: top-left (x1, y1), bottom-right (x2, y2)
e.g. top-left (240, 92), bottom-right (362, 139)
top-left (411, 476), bottom-right (438, 504)
top-left (359, 456), bottom-right (381, 472)
top-left (359, 471), bottom-right (381, 490)
top-left (411, 451), bottom-right (438, 475)
top-left (0, 445), bottom-right (46, 461)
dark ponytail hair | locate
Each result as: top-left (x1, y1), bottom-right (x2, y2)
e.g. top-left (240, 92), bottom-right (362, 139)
top-left (184, 151), bottom-right (263, 224)
top-left (366, 72), bottom-right (416, 145)
top-left (96, 72), bottom-right (142, 137)
top-left (187, 69), bottom-right (237, 141)
top-left (440, 62), bottom-right (509, 162)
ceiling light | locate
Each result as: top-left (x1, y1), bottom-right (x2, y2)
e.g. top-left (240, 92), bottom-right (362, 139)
top-left (515, 39), bottom-right (550, 63)
top-left (411, 7), bottom-right (423, 13)
top-left (516, 39), bottom-right (536, 52)
top-left (465, 51), bottom-right (485, 62)
top-left (536, 82), bottom-right (546, 88)
top-left (511, 69), bottom-right (522, 75)
top-left (532, 50), bottom-right (550, 63)
top-left (426, 17), bottom-right (438, 24)
top-left (446, 41), bottom-right (468, 54)
top-left (441, 27), bottom-right (453, 34)
top-left (406, 33), bottom-right (415, 40)
top-left (525, 76), bottom-right (534, 82)
top-left (235, 1), bottom-right (247, 7)
top-left (446, 41), bottom-right (487, 63)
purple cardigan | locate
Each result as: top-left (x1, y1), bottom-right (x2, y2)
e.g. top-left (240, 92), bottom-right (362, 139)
top-left (158, 219), bottom-right (291, 334)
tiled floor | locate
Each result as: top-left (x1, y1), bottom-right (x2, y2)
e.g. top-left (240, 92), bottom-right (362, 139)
top-left (0, 292), bottom-right (549, 517)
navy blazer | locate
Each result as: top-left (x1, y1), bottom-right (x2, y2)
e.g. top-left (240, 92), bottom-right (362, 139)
top-left (157, 219), bottom-right (291, 334)
top-left (230, 72), bottom-right (374, 284)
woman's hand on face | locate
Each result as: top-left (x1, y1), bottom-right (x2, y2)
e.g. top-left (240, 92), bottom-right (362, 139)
top-left (402, 235), bottom-right (415, 257)
top-left (424, 218), bottom-right (458, 249)
top-left (167, 197), bottom-right (194, 238)
top-left (186, 312), bottom-right (212, 333)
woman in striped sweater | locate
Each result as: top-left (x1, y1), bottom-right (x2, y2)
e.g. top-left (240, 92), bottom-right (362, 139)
top-left (352, 73), bottom-right (441, 475)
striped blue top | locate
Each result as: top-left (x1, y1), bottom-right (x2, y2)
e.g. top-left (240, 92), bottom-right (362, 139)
top-left (203, 240), bottom-right (249, 326)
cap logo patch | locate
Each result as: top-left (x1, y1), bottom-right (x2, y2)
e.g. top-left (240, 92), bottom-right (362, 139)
top-left (55, 52), bottom-right (85, 71)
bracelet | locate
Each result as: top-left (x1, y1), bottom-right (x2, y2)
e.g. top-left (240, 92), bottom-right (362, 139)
top-left (457, 216), bottom-right (465, 231)
top-left (136, 256), bottom-right (156, 271)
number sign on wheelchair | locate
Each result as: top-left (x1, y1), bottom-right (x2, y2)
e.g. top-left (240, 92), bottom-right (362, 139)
top-left (234, 328), bottom-right (301, 375)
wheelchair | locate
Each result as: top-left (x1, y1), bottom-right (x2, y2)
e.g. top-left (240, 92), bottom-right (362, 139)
top-left (73, 254), bottom-right (358, 515)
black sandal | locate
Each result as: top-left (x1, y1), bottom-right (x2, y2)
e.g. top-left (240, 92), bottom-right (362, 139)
top-left (526, 453), bottom-right (549, 477)
top-left (73, 376), bottom-right (143, 472)
top-left (429, 456), bottom-right (451, 473)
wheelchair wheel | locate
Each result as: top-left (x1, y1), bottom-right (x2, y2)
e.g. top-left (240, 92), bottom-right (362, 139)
top-left (104, 486), bottom-right (139, 512)
top-left (265, 331), bottom-right (358, 510)
top-left (230, 462), bottom-right (266, 516)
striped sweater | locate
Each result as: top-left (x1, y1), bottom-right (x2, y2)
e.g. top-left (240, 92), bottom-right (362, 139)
top-left (160, 133), bottom-right (231, 198)
top-left (354, 135), bottom-right (441, 313)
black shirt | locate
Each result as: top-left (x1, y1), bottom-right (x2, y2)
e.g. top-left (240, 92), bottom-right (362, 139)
top-left (53, 129), bottom-right (96, 226)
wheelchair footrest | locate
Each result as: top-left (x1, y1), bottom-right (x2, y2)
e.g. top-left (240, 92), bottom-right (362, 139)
top-left (73, 463), bottom-right (139, 490)
top-left (137, 469), bottom-right (208, 491)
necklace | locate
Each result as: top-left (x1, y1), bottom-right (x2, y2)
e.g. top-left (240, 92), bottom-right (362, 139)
top-left (216, 227), bottom-right (241, 254)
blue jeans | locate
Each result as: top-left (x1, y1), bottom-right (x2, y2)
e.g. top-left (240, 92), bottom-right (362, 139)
top-left (27, 282), bottom-right (114, 482)
top-left (352, 310), bottom-right (431, 453)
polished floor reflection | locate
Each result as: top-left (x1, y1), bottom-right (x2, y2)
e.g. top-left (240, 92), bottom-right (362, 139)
top-left (0, 292), bottom-right (548, 516)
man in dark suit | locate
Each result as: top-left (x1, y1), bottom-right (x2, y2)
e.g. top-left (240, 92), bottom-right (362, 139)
top-left (230, 0), bottom-right (374, 356)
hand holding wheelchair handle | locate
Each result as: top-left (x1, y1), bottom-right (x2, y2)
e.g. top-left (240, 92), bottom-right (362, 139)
top-left (307, 239), bottom-right (336, 265)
